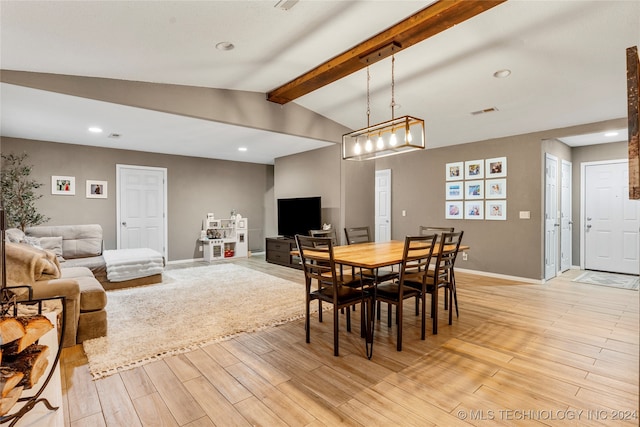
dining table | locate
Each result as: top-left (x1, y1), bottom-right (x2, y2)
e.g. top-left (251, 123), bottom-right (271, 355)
top-left (296, 239), bottom-right (469, 358)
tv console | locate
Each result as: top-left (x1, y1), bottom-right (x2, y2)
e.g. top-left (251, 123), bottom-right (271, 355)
top-left (265, 237), bottom-right (301, 269)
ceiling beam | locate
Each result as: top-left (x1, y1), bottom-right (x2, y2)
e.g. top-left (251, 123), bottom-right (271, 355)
top-left (267, 0), bottom-right (507, 105)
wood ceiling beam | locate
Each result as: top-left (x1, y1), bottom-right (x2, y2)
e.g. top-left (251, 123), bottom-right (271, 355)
top-left (267, 0), bottom-right (508, 104)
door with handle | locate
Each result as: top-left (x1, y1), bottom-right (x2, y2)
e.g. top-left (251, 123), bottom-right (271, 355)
top-left (375, 169), bottom-right (391, 242)
top-left (117, 165), bottom-right (167, 258)
top-left (584, 161), bottom-right (639, 274)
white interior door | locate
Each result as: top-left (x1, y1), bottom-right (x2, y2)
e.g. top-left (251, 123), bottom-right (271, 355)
top-left (560, 160), bottom-right (572, 272)
top-left (544, 154), bottom-right (559, 280)
top-left (584, 161), bottom-right (640, 274)
top-left (117, 165), bottom-right (167, 258)
top-left (375, 169), bottom-right (391, 242)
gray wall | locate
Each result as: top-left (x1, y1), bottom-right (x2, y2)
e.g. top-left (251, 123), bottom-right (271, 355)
top-left (1, 137), bottom-right (272, 261)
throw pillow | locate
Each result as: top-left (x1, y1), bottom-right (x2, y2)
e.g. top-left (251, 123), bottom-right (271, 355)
top-left (39, 236), bottom-right (65, 262)
top-left (5, 228), bottom-right (25, 243)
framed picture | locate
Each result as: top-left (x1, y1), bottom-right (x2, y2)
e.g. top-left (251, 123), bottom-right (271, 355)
top-left (465, 201), bottom-right (484, 220)
top-left (51, 176), bottom-right (75, 195)
top-left (486, 156), bottom-right (507, 178)
top-left (485, 178), bottom-right (507, 199)
top-left (86, 180), bottom-right (107, 199)
top-left (445, 201), bottom-right (464, 219)
top-left (465, 180), bottom-right (483, 199)
top-left (445, 161), bottom-right (464, 181)
top-left (445, 182), bottom-right (464, 200)
top-left (486, 200), bottom-right (507, 220)
top-left (465, 159), bottom-right (484, 179)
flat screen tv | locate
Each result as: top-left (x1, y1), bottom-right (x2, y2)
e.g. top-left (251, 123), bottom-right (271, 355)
top-left (277, 196), bottom-right (322, 238)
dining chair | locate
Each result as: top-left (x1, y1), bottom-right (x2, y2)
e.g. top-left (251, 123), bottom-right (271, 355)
top-left (344, 226), bottom-right (399, 318)
top-left (309, 228), bottom-right (338, 244)
top-left (343, 226), bottom-right (371, 244)
top-left (426, 230), bottom-right (464, 331)
top-left (374, 233), bottom-right (437, 351)
top-left (295, 234), bottom-right (371, 356)
top-left (417, 226), bottom-right (455, 311)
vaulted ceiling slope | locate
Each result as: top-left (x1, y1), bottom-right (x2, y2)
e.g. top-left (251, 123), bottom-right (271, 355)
top-left (1, 1), bottom-right (638, 164)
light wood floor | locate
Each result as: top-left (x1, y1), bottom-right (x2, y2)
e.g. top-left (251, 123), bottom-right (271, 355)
top-left (60, 255), bottom-right (639, 426)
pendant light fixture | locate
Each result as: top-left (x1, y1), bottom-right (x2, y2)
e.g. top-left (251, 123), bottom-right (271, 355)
top-left (342, 43), bottom-right (425, 161)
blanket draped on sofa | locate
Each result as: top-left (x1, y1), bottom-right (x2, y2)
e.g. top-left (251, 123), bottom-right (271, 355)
top-left (6, 242), bottom-right (61, 287)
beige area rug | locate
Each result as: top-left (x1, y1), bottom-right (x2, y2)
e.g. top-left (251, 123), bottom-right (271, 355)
top-left (83, 263), bottom-right (310, 379)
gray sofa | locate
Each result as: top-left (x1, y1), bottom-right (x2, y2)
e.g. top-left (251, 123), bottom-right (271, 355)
top-left (24, 224), bottom-right (163, 290)
top-left (5, 229), bottom-right (107, 348)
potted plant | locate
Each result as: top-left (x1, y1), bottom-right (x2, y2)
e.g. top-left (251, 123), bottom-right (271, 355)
top-left (0, 152), bottom-right (49, 231)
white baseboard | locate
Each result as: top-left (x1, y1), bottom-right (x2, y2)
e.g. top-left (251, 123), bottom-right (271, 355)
top-left (166, 258), bottom-right (206, 265)
top-left (454, 267), bottom-right (544, 284)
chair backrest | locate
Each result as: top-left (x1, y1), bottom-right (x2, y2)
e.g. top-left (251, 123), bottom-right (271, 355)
top-left (309, 228), bottom-right (338, 245)
top-left (434, 231), bottom-right (464, 279)
top-left (344, 226), bottom-right (371, 245)
top-left (295, 234), bottom-right (338, 288)
top-left (419, 226), bottom-right (455, 243)
top-left (399, 234), bottom-right (438, 285)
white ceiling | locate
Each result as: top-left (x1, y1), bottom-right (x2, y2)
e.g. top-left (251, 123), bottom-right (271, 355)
top-left (1, 0), bottom-right (638, 164)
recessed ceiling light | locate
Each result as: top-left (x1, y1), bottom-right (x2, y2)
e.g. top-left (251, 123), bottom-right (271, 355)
top-left (88, 127), bottom-right (103, 133)
top-left (216, 42), bottom-right (235, 51)
top-left (604, 131), bottom-right (619, 137)
top-left (493, 69), bottom-right (511, 78)
top-left (238, 147), bottom-right (247, 152)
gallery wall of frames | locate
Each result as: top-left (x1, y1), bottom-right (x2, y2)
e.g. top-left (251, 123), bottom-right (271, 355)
top-left (445, 157), bottom-right (506, 220)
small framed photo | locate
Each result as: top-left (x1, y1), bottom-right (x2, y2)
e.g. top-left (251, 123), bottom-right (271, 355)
top-left (486, 200), bottom-right (507, 220)
top-left (445, 162), bottom-right (464, 181)
top-left (465, 159), bottom-right (484, 179)
top-left (445, 182), bottom-right (464, 200)
top-left (486, 156), bottom-right (507, 178)
top-left (86, 180), bottom-right (108, 199)
top-left (465, 180), bottom-right (484, 200)
top-left (465, 201), bottom-right (484, 220)
top-left (51, 176), bottom-right (75, 195)
top-left (445, 201), bottom-right (464, 219)
top-left (485, 178), bottom-right (507, 199)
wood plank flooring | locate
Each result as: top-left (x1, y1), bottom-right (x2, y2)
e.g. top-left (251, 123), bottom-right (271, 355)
top-left (60, 255), bottom-right (639, 426)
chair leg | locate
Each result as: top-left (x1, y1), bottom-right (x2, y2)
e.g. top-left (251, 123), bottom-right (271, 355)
top-left (346, 305), bottom-right (352, 332)
top-left (396, 302), bottom-right (403, 352)
top-left (306, 298), bottom-right (311, 344)
top-left (333, 305), bottom-right (339, 356)
top-left (387, 304), bottom-right (392, 327)
top-left (448, 287), bottom-right (453, 325)
top-left (420, 294), bottom-right (427, 340)
top-left (415, 296), bottom-right (419, 316)
top-left (318, 300), bottom-right (323, 322)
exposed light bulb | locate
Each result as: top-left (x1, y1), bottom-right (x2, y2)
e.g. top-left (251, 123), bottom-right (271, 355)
top-left (376, 135), bottom-right (384, 149)
top-left (389, 133), bottom-right (397, 146)
top-left (406, 131), bottom-right (413, 143)
top-left (354, 142), bottom-right (361, 155)
top-left (365, 138), bottom-right (373, 152)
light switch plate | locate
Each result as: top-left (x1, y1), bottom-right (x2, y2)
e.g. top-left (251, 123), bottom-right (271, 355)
top-left (519, 211), bottom-right (531, 219)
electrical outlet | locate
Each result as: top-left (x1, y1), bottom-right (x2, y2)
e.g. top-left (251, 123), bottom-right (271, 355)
top-left (199, 245), bottom-right (203, 252)
top-left (462, 252), bottom-right (468, 261)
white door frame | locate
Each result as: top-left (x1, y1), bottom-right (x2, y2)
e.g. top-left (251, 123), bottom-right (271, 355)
top-left (579, 158), bottom-right (630, 270)
top-left (116, 164), bottom-right (168, 259)
top-left (544, 153), bottom-right (559, 280)
top-left (560, 159), bottom-right (572, 272)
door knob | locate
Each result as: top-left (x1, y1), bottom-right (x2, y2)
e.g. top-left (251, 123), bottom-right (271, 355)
top-left (587, 217), bottom-right (592, 221)
top-left (586, 224), bottom-right (592, 229)
top-left (122, 222), bottom-right (127, 226)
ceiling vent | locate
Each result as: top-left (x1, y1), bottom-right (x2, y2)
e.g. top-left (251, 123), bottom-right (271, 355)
top-left (274, 0), bottom-right (299, 11)
top-left (471, 107), bottom-right (499, 116)
top-left (108, 133), bottom-right (121, 139)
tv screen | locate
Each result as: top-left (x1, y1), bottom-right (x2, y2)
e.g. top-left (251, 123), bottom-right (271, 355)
top-left (277, 196), bottom-right (322, 238)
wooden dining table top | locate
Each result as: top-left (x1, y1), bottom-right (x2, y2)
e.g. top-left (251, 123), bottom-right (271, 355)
top-left (294, 239), bottom-right (469, 269)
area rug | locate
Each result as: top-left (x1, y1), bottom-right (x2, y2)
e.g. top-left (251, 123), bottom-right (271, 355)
top-left (573, 271), bottom-right (639, 290)
top-left (83, 264), bottom-right (310, 379)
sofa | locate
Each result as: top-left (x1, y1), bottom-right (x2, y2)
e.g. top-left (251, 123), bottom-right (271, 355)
top-left (23, 224), bottom-right (164, 290)
top-left (4, 239), bottom-right (107, 348)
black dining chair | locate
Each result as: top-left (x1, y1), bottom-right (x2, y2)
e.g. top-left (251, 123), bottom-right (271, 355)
top-left (295, 234), bottom-right (371, 356)
top-left (374, 234), bottom-right (437, 351)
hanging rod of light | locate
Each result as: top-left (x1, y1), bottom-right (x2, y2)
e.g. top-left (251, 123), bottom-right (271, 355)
top-left (342, 43), bottom-right (425, 161)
